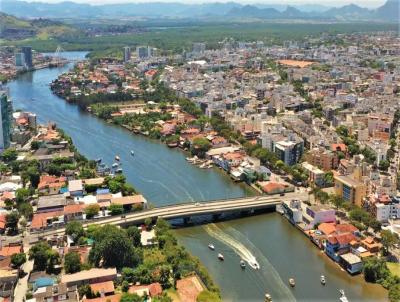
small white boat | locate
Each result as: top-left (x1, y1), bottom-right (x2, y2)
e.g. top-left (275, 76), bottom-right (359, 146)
top-left (115, 155), bottom-right (120, 161)
top-left (130, 150), bottom-right (134, 156)
top-left (240, 260), bottom-right (246, 269)
top-left (112, 163), bottom-right (119, 168)
top-left (218, 253), bottom-right (224, 261)
top-left (116, 168), bottom-right (123, 173)
top-left (208, 244), bottom-right (215, 250)
top-left (339, 290), bottom-right (349, 302)
top-left (289, 278), bottom-right (295, 287)
top-left (249, 260), bottom-right (260, 270)
top-left (320, 275), bottom-right (326, 285)
top-left (265, 293), bottom-right (272, 302)
top-left (95, 158), bottom-right (102, 163)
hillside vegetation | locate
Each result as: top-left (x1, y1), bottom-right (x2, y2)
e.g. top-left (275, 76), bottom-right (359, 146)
top-left (0, 12), bottom-right (82, 40)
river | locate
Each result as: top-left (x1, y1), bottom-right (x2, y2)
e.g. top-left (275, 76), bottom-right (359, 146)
top-left (6, 51), bottom-right (388, 302)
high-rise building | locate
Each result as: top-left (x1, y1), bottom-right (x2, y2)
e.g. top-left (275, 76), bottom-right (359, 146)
top-left (15, 53), bottom-right (25, 67)
top-left (136, 46), bottom-right (152, 59)
top-left (192, 42), bottom-right (206, 53)
top-left (21, 46), bottom-right (33, 69)
top-left (0, 89), bottom-right (13, 150)
top-left (123, 46), bottom-right (131, 63)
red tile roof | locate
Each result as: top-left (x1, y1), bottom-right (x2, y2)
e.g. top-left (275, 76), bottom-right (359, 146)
top-left (129, 282), bottom-right (162, 297)
top-left (90, 281), bottom-right (115, 295)
top-left (83, 294), bottom-right (121, 302)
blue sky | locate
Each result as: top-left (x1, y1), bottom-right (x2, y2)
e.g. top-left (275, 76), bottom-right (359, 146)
top-left (23, 0), bottom-right (387, 8)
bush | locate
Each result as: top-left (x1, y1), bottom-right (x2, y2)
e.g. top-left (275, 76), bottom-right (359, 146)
top-left (197, 290), bottom-right (221, 302)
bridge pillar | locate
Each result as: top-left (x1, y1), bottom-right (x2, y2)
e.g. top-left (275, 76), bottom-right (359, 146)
top-left (183, 217), bottom-right (191, 224)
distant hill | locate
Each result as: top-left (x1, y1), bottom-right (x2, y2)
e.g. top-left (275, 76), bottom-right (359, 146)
top-left (0, 12), bottom-right (82, 40)
top-left (375, 0), bottom-right (400, 21)
top-left (0, 0), bottom-right (398, 22)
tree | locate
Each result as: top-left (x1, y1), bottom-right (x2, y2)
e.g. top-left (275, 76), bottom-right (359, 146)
top-left (144, 217), bottom-right (152, 230)
top-left (15, 188), bottom-right (30, 204)
top-left (85, 204), bottom-right (100, 219)
top-left (65, 221), bottom-right (85, 241)
top-left (78, 284), bottom-right (97, 299)
top-left (323, 171), bottom-right (334, 187)
top-left (108, 203), bottom-right (124, 216)
top-left (363, 257), bottom-right (389, 283)
top-left (29, 242), bottom-right (53, 271)
top-left (275, 160), bottom-right (285, 171)
top-left (18, 202), bottom-right (33, 220)
top-left (5, 211), bottom-right (20, 234)
top-left (120, 293), bottom-right (142, 302)
top-left (126, 226), bottom-right (141, 247)
top-left (381, 230), bottom-right (399, 255)
top-left (379, 160), bottom-right (390, 172)
top-left (31, 141), bottom-right (41, 150)
top-left (389, 284), bottom-right (400, 302)
top-left (11, 253), bottom-right (26, 268)
top-left (191, 137), bottom-right (211, 158)
top-left (64, 252), bottom-right (81, 274)
top-left (2, 149), bottom-right (17, 162)
top-left (89, 225), bottom-right (141, 269)
top-left (330, 195), bottom-right (345, 210)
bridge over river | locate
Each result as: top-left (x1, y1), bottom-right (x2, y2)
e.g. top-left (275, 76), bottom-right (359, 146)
top-left (32, 192), bottom-right (307, 237)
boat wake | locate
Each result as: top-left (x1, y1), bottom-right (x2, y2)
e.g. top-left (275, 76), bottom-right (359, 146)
top-left (204, 224), bottom-right (260, 269)
top-left (204, 223), bottom-right (295, 302)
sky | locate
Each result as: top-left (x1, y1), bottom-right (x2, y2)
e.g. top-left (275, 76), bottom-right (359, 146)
top-left (22, 0), bottom-right (388, 8)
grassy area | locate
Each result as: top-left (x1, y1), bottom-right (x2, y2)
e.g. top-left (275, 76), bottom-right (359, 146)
top-left (388, 262), bottom-right (400, 278)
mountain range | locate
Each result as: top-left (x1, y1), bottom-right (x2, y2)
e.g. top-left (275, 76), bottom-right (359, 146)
top-left (0, 0), bottom-right (398, 22)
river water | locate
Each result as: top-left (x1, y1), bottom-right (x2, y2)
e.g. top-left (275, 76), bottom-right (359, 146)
top-left (6, 51), bottom-right (387, 302)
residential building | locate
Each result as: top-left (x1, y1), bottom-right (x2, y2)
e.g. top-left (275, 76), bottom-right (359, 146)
top-left (136, 46), bottom-right (152, 59)
top-left (302, 162), bottom-right (325, 187)
top-left (274, 139), bottom-right (304, 166)
top-left (61, 268), bottom-right (117, 287)
top-left (192, 42), bottom-right (206, 53)
top-left (334, 174), bottom-right (366, 206)
top-left (0, 90), bottom-right (12, 151)
top-left (305, 147), bottom-right (339, 171)
top-left (21, 46), bottom-right (33, 69)
top-left (339, 253), bottom-right (363, 274)
top-left (123, 46), bottom-right (131, 63)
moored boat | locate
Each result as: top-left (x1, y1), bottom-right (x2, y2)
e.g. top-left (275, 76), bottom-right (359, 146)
top-left (339, 289), bottom-right (349, 302)
top-left (130, 150), bottom-right (134, 156)
top-left (218, 253), bottom-right (224, 261)
top-left (240, 260), bottom-right (246, 269)
top-left (320, 275), bottom-right (326, 285)
top-left (289, 278), bottom-right (295, 287)
top-left (264, 293), bottom-right (272, 302)
top-left (95, 158), bottom-right (102, 163)
top-left (116, 168), bottom-right (123, 173)
top-left (112, 163), bottom-right (119, 168)
top-left (115, 155), bottom-right (120, 161)
top-left (208, 244), bottom-right (215, 250)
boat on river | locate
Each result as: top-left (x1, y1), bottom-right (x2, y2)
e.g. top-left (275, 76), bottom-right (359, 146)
top-left (115, 155), bottom-right (120, 161)
top-left (264, 293), bottom-right (272, 302)
top-left (289, 278), bottom-right (295, 287)
top-left (218, 253), bottom-right (224, 261)
top-left (130, 150), bottom-right (134, 156)
top-left (249, 260), bottom-right (260, 270)
top-left (339, 290), bottom-right (349, 302)
top-left (320, 275), bottom-right (326, 285)
top-left (112, 163), bottom-right (119, 168)
top-left (116, 168), bottom-right (123, 173)
top-left (208, 244), bottom-right (215, 250)
top-left (95, 158), bottom-right (102, 163)
top-left (240, 260), bottom-right (246, 269)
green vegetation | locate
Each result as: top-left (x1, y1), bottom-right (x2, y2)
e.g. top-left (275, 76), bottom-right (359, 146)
top-left (3, 20), bottom-right (397, 55)
top-left (29, 242), bottom-right (60, 273)
top-left (64, 251), bottom-right (82, 274)
top-left (11, 252), bottom-right (27, 268)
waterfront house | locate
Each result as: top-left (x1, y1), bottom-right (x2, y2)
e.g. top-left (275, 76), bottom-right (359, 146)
top-left (339, 253), bottom-right (363, 274)
top-left (110, 194), bottom-right (148, 210)
top-left (325, 233), bottom-right (358, 262)
top-left (302, 205), bottom-right (336, 230)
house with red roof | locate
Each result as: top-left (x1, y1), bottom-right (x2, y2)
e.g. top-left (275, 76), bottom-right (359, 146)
top-left (128, 282), bottom-right (162, 298)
